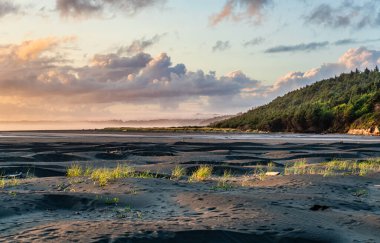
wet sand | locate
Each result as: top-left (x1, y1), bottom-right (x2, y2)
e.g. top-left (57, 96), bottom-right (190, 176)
top-left (0, 131), bottom-right (380, 242)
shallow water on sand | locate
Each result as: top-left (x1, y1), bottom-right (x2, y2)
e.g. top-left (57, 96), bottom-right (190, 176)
top-left (0, 131), bottom-right (380, 143)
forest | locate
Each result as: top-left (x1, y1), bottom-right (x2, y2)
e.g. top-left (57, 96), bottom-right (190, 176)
top-left (213, 68), bottom-right (380, 133)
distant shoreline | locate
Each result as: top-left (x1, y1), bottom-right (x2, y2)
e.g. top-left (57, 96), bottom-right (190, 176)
top-left (0, 127), bottom-right (379, 137)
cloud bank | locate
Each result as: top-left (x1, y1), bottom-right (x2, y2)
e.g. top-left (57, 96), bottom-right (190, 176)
top-left (1, 37), bottom-right (380, 120)
top-left (0, 37), bottom-right (259, 112)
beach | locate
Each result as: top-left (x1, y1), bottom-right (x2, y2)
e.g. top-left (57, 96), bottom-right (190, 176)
top-left (0, 131), bottom-right (380, 242)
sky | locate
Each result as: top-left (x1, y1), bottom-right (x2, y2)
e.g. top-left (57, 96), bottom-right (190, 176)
top-left (1, 0), bottom-right (380, 121)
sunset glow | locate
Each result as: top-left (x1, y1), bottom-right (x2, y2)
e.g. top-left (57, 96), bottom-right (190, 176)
top-left (0, 0), bottom-right (379, 122)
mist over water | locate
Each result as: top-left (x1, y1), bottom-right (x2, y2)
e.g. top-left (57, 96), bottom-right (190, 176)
top-left (0, 121), bottom-right (140, 131)
top-left (0, 119), bottom-right (211, 131)
top-left (1, 130), bottom-right (380, 143)
top-left (1, 122), bottom-right (100, 131)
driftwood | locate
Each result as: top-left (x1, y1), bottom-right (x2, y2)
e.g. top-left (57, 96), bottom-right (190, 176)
top-left (265, 172), bottom-right (281, 176)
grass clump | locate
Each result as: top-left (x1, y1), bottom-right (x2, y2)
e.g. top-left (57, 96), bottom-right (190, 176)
top-left (284, 160), bottom-right (308, 175)
top-left (249, 162), bottom-right (281, 181)
top-left (104, 197), bottom-right (119, 205)
top-left (8, 178), bottom-right (20, 187)
top-left (171, 165), bottom-right (186, 180)
top-left (66, 163), bottom-right (165, 187)
top-left (134, 170), bottom-right (156, 179)
top-left (66, 163), bottom-right (136, 187)
top-left (352, 188), bottom-right (368, 197)
top-left (213, 170), bottom-right (233, 190)
top-left (90, 165), bottom-right (135, 187)
top-left (0, 178), bottom-right (5, 189)
top-left (90, 168), bottom-right (111, 187)
top-left (83, 165), bottom-right (93, 177)
top-left (253, 167), bottom-right (267, 181)
top-left (283, 158), bottom-right (380, 177)
top-left (67, 164), bottom-right (83, 177)
top-left (267, 162), bottom-right (276, 172)
top-left (189, 165), bottom-right (213, 182)
top-left (0, 178), bottom-right (21, 189)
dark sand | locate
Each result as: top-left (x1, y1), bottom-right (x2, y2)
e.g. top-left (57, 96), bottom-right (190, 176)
top-left (0, 131), bottom-right (380, 242)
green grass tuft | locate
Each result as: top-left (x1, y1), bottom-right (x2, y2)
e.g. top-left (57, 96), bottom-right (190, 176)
top-left (0, 178), bottom-right (5, 189)
top-left (67, 163), bottom-right (83, 177)
top-left (189, 165), bottom-right (213, 182)
top-left (283, 158), bottom-right (380, 177)
top-left (171, 165), bottom-right (186, 180)
top-left (90, 165), bottom-right (135, 186)
top-left (104, 197), bottom-right (119, 205)
top-left (212, 170), bottom-right (234, 190)
top-left (0, 178), bottom-right (21, 189)
top-left (66, 164), bottom-right (136, 187)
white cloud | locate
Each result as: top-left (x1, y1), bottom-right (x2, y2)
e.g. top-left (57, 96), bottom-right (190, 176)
top-left (270, 47), bottom-right (380, 96)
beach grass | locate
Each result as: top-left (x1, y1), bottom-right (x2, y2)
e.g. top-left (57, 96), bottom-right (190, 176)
top-left (66, 164), bottom-right (164, 186)
top-left (90, 165), bottom-right (135, 186)
top-left (67, 164), bottom-right (83, 177)
top-left (104, 197), bottom-right (120, 205)
top-left (0, 178), bottom-right (5, 189)
top-left (189, 165), bottom-right (213, 182)
top-left (135, 170), bottom-right (160, 179)
top-left (267, 162), bottom-right (276, 172)
top-left (253, 166), bottom-right (268, 181)
top-left (212, 170), bottom-right (234, 190)
top-left (0, 178), bottom-right (21, 189)
top-left (284, 159), bottom-right (380, 176)
top-left (171, 165), bottom-right (186, 180)
top-left (65, 158), bottom-right (380, 187)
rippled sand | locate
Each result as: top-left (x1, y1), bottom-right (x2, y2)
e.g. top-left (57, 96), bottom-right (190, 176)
top-left (1, 131), bottom-right (380, 242)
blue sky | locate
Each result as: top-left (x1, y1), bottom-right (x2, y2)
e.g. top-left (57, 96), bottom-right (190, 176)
top-left (0, 0), bottom-right (380, 121)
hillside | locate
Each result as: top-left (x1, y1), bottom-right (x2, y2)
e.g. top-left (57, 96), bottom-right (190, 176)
top-left (213, 68), bottom-right (380, 134)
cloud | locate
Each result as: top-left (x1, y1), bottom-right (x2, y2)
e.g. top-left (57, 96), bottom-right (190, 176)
top-left (212, 41), bottom-right (231, 52)
top-left (334, 38), bottom-right (380, 46)
top-left (210, 0), bottom-right (272, 26)
top-left (56, 0), bottom-right (165, 18)
top-left (334, 39), bottom-right (356, 46)
top-left (117, 34), bottom-right (166, 55)
top-left (243, 37), bottom-right (264, 47)
top-left (1, 38), bottom-right (380, 120)
top-left (305, 1), bottom-right (380, 29)
top-left (0, 37), bottom-right (259, 109)
top-left (0, 36), bottom-right (75, 64)
top-left (265, 41), bottom-right (329, 53)
top-left (0, 1), bottom-right (20, 18)
top-left (270, 47), bottom-right (380, 96)
top-left (264, 38), bottom-right (380, 54)
top-left (14, 37), bottom-right (75, 61)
